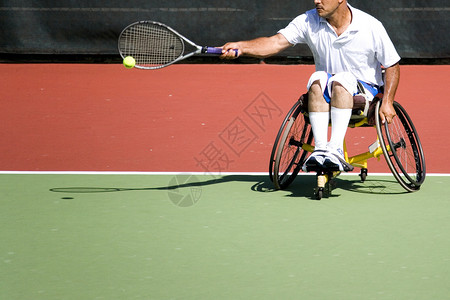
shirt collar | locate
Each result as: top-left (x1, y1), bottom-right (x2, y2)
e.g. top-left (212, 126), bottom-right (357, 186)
top-left (319, 3), bottom-right (361, 33)
top-left (346, 4), bottom-right (361, 33)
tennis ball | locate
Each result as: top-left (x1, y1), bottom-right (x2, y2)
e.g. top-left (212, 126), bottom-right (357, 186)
top-left (123, 56), bottom-right (135, 69)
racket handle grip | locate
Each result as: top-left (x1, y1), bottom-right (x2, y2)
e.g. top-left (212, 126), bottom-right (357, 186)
top-left (204, 47), bottom-right (238, 57)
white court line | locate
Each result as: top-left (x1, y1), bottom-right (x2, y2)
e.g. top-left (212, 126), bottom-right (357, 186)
top-left (0, 171), bottom-right (449, 176)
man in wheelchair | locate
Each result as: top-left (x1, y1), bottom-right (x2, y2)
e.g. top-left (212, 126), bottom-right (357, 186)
top-left (221, 0), bottom-right (401, 173)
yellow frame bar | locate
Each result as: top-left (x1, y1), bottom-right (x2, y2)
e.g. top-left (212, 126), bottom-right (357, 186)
top-left (301, 138), bottom-right (388, 170)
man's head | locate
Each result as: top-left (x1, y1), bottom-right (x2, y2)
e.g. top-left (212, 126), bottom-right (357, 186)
top-left (314, 0), bottom-right (346, 19)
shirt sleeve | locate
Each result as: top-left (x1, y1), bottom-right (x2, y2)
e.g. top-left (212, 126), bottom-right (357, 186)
top-left (374, 22), bottom-right (401, 68)
top-left (277, 13), bottom-right (309, 45)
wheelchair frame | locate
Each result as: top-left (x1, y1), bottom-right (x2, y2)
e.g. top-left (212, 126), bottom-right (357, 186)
top-left (269, 94), bottom-right (426, 200)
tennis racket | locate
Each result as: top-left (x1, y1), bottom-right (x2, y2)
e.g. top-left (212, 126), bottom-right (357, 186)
top-left (118, 21), bottom-right (237, 70)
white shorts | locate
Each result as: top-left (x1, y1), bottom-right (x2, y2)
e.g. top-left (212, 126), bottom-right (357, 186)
top-left (307, 71), bottom-right (358, 103)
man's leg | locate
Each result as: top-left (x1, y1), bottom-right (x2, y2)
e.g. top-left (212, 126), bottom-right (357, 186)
top-left (302, 72), bottom-right (330, 171)
top-left (308, 80), bottom-right (330, 151)
top-left (328, 82), bottom-right (353, 154)
top-left (325, 73), bottom-right (356, 171)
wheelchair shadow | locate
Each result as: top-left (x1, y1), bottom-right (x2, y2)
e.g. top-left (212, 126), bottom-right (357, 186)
top-left (50, 173), bottom-right (407, 200)
top-left (252, 174), bottom-right (409, 198)
top-left (333, 176), bottom-right (409, 195)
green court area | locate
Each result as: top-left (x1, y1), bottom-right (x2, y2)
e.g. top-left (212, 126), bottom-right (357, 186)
top-left (1, 173), bottom-right (449, 299)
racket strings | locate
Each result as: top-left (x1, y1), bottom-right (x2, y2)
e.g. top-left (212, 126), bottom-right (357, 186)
top-left (119, 23), bottom-right (184, 67)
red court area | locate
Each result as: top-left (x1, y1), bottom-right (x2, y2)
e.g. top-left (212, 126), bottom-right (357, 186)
top-left (1, 63), bottom-right (449, 173)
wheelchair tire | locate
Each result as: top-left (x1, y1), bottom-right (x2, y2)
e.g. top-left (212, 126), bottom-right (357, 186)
top-left (269, 100), bottom-right (313, 189)
top-left (375, 100), bottom-right (426, 192)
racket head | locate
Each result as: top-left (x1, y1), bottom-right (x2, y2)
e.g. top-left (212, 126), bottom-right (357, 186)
top-left (118, 21), bottom-right (185, 70)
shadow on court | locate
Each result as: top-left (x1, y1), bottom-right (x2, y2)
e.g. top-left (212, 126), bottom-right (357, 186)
top-left (50, 174), bottom-right (406, 200)
top-left (251, 175), bottom-right (408, 198)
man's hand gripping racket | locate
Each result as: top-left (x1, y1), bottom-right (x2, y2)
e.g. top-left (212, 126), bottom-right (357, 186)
top-left (118, 21), bottom-right (238, 70)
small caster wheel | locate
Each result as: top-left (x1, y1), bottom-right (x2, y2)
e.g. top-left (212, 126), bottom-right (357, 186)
top-left (315, 188), bottom-right (323, 200)
top-left (359, 168), bottom-right (368, 182)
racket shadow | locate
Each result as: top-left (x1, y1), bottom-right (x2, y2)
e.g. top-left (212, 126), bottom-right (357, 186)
top-left (49, 175), bottom-right (274, 195)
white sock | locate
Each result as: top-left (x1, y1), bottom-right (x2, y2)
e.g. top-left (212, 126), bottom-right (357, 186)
top-left (328, 107), bottom-right (352, 155)
top-left (309, 112), bottom-right (329, 151)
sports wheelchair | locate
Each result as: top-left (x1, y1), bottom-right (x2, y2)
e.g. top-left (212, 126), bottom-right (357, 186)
top-left (269, 90), bottom-right (426, 200)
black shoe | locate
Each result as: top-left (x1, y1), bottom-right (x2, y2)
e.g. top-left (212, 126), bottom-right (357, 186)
top-left (302, 150), bottom-right (327, 172)
top-left (323, 150), bottom-right (354, 172)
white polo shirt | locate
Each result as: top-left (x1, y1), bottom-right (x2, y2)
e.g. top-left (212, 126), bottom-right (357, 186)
top-left (278, 4), bottom-right (400, 86)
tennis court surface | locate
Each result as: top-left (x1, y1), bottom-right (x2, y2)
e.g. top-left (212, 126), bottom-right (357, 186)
top-left (1, 173), bottom-right (449, 299)
top-left (1, 64), bottom-right (450, 299)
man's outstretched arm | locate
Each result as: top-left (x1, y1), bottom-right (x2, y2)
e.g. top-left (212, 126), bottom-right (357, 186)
top-left (220, 33), bottom-right (292, 59)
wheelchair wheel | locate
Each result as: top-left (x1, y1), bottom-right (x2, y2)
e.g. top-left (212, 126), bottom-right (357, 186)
top-left (375, 100), bottom-right (426, 192)
top-left (269, 100), bottom-right (313, 189)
